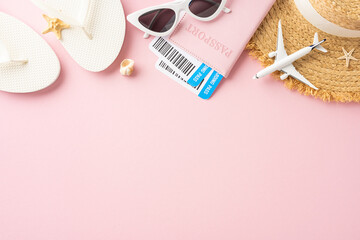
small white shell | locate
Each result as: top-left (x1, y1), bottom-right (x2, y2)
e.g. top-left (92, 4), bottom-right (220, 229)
top-left (120, 59), bottom-right (135, 76)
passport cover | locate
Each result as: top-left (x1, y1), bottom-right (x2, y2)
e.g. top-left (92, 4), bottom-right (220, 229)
top-left (169, 0), bottom-right (275, 78)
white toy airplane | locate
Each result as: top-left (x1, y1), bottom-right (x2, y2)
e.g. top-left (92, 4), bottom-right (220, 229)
top-left (253, 20), bottom-right (327, 90)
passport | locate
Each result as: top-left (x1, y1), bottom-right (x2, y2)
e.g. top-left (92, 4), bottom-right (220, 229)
top-left (169, 0), bottom-right (275, 77)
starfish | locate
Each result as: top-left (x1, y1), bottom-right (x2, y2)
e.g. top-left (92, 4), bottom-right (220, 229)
top-left (338, 47), bottom-right (358, 68)
top-left (42, 14), bottom-right (70, 40)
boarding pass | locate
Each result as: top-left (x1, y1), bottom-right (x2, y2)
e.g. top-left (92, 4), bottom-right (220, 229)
top-left (150, 37), bottom-right (223, 99)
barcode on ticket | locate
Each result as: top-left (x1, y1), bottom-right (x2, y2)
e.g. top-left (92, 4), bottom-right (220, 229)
top-left (152, 37), bottom-right (197, 77)
top-left (158, 60), bottom-right (184, 81)
top-left (156, 59), bottom-right (205, 91)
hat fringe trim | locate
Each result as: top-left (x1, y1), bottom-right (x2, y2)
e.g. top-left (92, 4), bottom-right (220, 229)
top-left (246, 40), bottom-right (360, 103)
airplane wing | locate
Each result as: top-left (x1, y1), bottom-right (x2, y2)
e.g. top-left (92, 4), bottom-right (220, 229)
top-left (275, 20), bottom-right (288, 62)
top-left (281, 64), bottom-right (318, 90)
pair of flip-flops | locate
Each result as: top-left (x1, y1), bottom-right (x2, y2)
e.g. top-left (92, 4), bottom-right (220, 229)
top-left (0, 0), bottom-right (126, 93)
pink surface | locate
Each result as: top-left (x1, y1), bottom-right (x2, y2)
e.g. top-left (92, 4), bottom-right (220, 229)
top-left (1, 1), bottom-right (360, 240)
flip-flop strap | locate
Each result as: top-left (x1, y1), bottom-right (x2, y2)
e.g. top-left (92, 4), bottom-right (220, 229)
top-left (32, 0), bottom-right (93, 39)
top-left (0, 40), bottom-right (27, 66)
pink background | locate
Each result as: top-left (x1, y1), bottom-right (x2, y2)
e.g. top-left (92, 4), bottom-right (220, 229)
top-left (1, 1), bottom-right (360, 239)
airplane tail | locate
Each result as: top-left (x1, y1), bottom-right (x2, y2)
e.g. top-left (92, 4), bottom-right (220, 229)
top-left (313, 33), bottom-right (327, 53)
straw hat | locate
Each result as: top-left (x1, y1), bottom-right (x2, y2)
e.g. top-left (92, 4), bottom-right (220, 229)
top-left (247, 0), bottom-right (360, 102)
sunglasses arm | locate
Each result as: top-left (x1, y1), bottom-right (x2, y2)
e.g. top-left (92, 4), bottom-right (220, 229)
top-left (223, 7), bottom-right (231, 13)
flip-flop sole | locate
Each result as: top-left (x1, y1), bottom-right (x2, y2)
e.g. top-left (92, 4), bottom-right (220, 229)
top-left (37, 0), bottom-right (126, 72)
top-left (0, 13), bottom-right (60, 93)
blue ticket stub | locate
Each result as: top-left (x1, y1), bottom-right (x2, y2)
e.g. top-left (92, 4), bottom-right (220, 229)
top-left (155, 59), bottom-right (223, 100)
top-left (198, 70), bottom-right (223, 99)
top-left (187, 63), bottom-right (212, 87)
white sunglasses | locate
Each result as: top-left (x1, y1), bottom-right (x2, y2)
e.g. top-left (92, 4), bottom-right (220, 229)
top-left (127, 0), bottom-right (231, 38)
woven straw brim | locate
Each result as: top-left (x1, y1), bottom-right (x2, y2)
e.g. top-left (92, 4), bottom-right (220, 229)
top-left (309, 0), bottom-right (360, 30)
top-left (246, 0), bottom-right (360, 102)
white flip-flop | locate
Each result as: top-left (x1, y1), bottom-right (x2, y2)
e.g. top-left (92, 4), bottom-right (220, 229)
top-left (0, 12), bottom-right (60, 93)
top-left (31, 0), bottom-right (126, 72)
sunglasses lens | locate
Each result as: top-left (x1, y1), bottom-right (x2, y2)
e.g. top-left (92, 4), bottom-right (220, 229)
top-left (189, 0), bottom-right (222, 18)
top-left (139, 9), bottom-right (176, 33)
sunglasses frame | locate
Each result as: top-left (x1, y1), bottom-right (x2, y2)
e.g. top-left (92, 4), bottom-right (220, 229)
top-left (127, 0), bottom-right (230, 38)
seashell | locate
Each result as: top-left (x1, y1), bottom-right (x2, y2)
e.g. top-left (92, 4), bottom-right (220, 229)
top-left (120, 59), bottom-right (135, 76)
